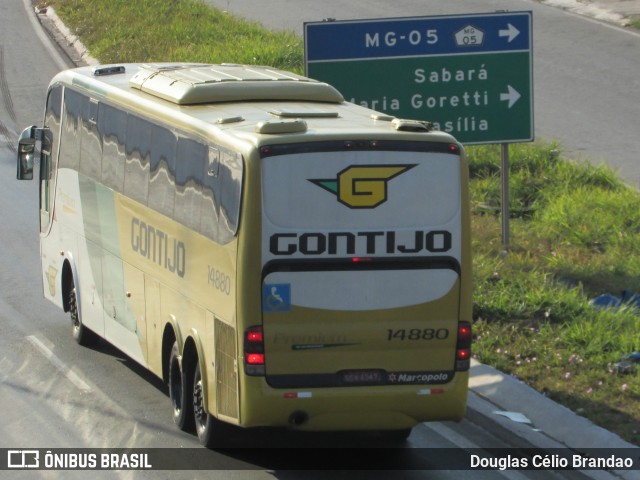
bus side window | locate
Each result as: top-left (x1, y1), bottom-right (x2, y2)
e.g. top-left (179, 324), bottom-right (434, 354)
top-left (124, 115), bottom-right (151, 206)
top-left (218, 151), bottom-right (243, 244)
top-left (175, 137), bottom-right (208, 235)
top-left (46, 85), bottom-right (62, 140)
top-left (200, 143), bottom-right (222, 241)
top-left (59, 88), bottom-right (82, 171)
top-left (149, 124), bottom-right (177, 218)
top-left (100, 103), bottom-right (126, 192)
top-left (79, 98), bottom-right (102, 179)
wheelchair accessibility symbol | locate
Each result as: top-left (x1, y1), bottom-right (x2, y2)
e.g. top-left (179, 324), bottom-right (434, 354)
top-left (263, 284), bottom-right (291, 312)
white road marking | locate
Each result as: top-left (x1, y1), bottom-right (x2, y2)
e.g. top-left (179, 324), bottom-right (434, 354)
top-left (27, 335), bottom-right (92, 393)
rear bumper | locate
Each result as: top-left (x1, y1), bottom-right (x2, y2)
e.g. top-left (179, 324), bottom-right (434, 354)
top-left (239, 372), bottom-right (469, 431)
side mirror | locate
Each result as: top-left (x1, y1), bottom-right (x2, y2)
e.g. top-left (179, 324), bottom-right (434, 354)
top-left (17, 126), bottom-right (37, 180)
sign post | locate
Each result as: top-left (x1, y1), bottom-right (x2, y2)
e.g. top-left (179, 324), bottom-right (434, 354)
top-left (501, 143), bottom-right (510, 247)
top-left (305, 12), bottom-right (533, 245)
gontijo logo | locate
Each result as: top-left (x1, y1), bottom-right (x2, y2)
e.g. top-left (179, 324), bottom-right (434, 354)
top-left (309, 164), bottom-right (416, 208)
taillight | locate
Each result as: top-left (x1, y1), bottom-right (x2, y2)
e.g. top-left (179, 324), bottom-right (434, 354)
top-left (246, 328), bottom-right (263, 343)
top-left (455, 322), bottom-right (472, 371)
top-left (246, 353), bottom-right (265, 365)
top-left (244, 326), bottom-right (265, 376)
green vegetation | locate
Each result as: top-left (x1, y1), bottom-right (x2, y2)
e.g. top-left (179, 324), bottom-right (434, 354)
top-left (46, 0), bottom-right (303, 70)
top-left (47, 0), bottom-right (640, 445)
top-left (469, 144), bottom-right (640, 444)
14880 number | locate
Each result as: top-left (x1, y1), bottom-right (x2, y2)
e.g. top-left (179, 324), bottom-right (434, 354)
top-left (387, 328), bottom-right (449, 341)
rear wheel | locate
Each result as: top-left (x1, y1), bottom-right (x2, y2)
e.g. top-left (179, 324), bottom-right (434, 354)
top-left (69, 282), bottom-right (98, 347)
top-left (193, 360), bottom-right (230, 448)
top-left (168, 341), bottom-right (193, 431)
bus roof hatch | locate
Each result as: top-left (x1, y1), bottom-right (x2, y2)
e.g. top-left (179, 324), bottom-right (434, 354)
top-left (129, 64), bottom-right (344, 105)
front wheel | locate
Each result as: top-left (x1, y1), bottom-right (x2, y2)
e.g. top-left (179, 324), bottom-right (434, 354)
top-left (193, 360), bottom-right (230, 448)
top-left (69, 284), bottom-right (98, 347)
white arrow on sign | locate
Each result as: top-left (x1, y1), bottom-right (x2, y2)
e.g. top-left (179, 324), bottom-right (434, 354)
top-left (500, 85), bottom-right (521, 108)
top-left (499, 23), bottom-right (520, 43)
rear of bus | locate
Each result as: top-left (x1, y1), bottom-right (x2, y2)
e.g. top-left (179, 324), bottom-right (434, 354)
top-left (241, 131), bottom-right (472, 433)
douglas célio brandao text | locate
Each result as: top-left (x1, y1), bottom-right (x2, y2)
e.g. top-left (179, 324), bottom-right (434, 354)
top-left (470, 453), bottom-right (636, 470)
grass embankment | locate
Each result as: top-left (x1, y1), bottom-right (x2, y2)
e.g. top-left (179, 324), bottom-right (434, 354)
top-left (47, 0), bottom-right (303, 69)
top-left (46, 0), bottom-right (640, 445)
top-left (469, 144), bottom-right (640, 445)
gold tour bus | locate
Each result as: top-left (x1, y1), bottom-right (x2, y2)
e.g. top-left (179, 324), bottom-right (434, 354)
top-left (17, 63), bottom-right (472, 447)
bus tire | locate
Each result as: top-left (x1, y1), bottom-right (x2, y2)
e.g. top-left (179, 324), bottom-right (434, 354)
top-left (193, 359), bottom-right (229, 448)
top-left (69, 283), bottom-right (98, 347)
top-left (169, 341), bottom-right (194, 431)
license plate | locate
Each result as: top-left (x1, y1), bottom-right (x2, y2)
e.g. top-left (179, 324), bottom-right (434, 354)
top-left (341, 369), bottom-right (385, 385)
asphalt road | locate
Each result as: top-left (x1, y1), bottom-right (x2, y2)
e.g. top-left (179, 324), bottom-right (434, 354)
top-left (206, 0), bottom-right (640, 187)
top-left (0, 0), bottom-right (631, 478)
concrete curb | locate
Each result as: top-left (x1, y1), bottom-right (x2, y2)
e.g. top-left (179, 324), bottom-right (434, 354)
top-left (469, 359), bottom-right (639, 480)
top-left (37, 6), bottom-right (100, 67)
top-left (542, 0), bottom-right (632, 26)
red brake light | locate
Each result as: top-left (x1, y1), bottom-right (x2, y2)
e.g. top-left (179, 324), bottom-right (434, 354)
top-left (457, 349), bottom-right (471, 361)
top-left (246, 327), bottom-right (263, 343)
top-left (458, 324), bottom-right (471, 342)
top-left (247, 353), bottom-right (265, 365)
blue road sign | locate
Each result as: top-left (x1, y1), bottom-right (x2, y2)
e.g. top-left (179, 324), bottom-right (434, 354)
top-left (305, 12), bottom-right (534, 144)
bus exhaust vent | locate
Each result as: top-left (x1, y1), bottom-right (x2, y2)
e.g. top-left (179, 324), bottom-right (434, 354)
top-left (391, 118), bottom-right (434, 132)
top-left (215, 318), bottom-right (239, 420)
top-left (256, 119), bottom-right (308, 135)
top-left (93, 65), bottom-right (126, 76)
top-left (129, 64), bottom-right (344, 105)
top-left (270, 108), bottom-right (339, 119)
top-left (369, 115), bottom-right (433, 132)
